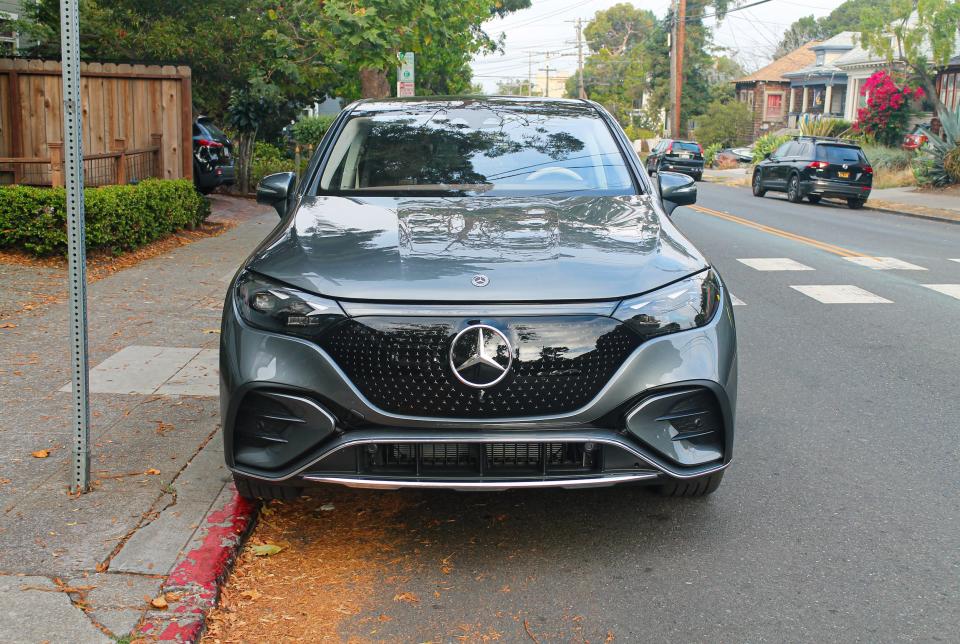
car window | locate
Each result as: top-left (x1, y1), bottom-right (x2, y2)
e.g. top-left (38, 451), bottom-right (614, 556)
top-left (816, 144), bottom-right (866, 165)
top-left (671, 142), bottom-right (700, 153)
top-left (798, 142), bottom-right (814, 159)
top-left (317, 103), bottom-right (636, 197)
top-left (784, 142), bottom-right (802, 157)
top-left (198, 118), bottom-right (228, 140)
top-left (773, 142), bottom-right (792, 158)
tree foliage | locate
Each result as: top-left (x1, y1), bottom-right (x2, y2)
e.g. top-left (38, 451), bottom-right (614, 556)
top-left (693, 99), bottom-right (753, 147)
top-left (774, 0), bottom-right (896, 58)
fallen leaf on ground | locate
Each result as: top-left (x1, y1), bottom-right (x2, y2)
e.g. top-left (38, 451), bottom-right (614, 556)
top-left (393, 592), bottom-right (419, 604)
top-left (145, 468), bottom-right (161, 475)
top-left (378, 614), bottom-right (393, 622)
top-left (0, 323), bottom-right (17, 329)
top-left (251, 543), bottom-right (283, 557)
top-left (241, 590), bottom-right (262, 600)
top-left (202, 328), bottom-right (221, 334)
top-left (150, 595), bottom-right (168, 609)
top-left (164, 592), bottom-right (181, 603)
top-left (320, 503), bottom-right (335, 512)
top-left (31, 449), bottom-right (50, 458)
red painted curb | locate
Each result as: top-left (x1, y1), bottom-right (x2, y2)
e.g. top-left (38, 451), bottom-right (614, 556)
top-left (137, 483), bottom-right (258, 642)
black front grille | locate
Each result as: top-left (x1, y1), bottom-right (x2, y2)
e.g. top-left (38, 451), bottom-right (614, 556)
top-left (320, 316), bottom-right (641, 418)
top-left (362, 442), bottom-right (599, 477)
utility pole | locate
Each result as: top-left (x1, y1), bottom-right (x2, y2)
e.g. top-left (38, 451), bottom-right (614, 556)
top-left (574, 18), bottom-right (586, 99)
top-left (527, 52), bottom-right (535, 96)
top-left (539, 65), bottom-right (558, 97)
top-left (669, 0), bottom-right (687, 138)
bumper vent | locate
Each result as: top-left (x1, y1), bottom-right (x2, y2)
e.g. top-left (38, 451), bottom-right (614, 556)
top-left (319, 317), bottom-right (640, 418)
top-left (362, 442), bottom-right (600, 477)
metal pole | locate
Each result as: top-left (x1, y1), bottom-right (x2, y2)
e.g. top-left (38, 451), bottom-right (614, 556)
top-left (576, 18), bottom-right (586, 99)
top-left (60, 0), bottom-right (91, 493)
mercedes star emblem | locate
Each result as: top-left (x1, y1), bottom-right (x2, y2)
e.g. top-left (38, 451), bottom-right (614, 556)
top-left (449, 324), bottom-right (513, 388)
top-left (471, 274), bottom-right (490, 287)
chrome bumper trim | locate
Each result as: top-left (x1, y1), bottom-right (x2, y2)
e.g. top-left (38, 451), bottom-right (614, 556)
top-left (301, 471), bottom-right (660, 491)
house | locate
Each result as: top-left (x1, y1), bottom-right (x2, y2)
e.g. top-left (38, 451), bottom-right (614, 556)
top-left (0, 1), bottom-right (25, 54)
top-left (733, 42), bottom-right (818, 140)
top-left (935, 55), bottom-right (960, 114)
top-left (783, 32), bottom-right (857, 125)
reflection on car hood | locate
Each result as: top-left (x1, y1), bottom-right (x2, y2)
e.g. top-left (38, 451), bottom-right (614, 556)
top-left (245, 195), bottom-right (708, 302)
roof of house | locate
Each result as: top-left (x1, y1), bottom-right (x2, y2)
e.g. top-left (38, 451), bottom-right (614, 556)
top-left (734, 42), bottom-right (820, 84)
top-left (784, 32), bottom-right (858, 77)
top-left (810, 32), bottom-right (856, 51)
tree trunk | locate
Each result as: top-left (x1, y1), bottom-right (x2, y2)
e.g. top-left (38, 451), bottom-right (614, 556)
top-left (359, 68), bottom-right (391, 98)
top-left (235, 131), bottom-right (258, 195)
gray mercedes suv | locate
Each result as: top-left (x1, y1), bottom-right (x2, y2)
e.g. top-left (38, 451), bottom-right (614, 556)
top-left (221, 97), bottom-right (737, 500)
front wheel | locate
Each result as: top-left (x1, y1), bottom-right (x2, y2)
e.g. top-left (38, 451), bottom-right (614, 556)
top-left (752, 171), bottom-right (766, 197)
top-left (657, 470), bottom-right (725, 497)
top-left (847, 198), bottom-right (865, 209)
top-left (786, 174), bottom-right (803, 203)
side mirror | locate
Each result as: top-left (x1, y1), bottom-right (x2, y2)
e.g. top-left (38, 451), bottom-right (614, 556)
top-left (256, 172), bottom-right (297, 217)
top-left (658, 171), bottom-right (697, 215)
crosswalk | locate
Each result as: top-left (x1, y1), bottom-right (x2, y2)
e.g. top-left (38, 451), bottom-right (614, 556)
top-left (727, 256), bottom-right (960, 306)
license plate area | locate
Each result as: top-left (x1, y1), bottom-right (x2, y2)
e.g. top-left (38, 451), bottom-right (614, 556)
top-left (837, 171), bottom-right (850, 179)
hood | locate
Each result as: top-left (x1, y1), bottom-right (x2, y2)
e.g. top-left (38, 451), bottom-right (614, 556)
top-left (245, 194), bottom-right (707, 303)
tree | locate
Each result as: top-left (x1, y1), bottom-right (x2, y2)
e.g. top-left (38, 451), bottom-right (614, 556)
top-left (693, 99), bottom-right (753, 147)
top-left (860, 0), bottom-right (960, 116)
top-left (496, 79), bottom-right (533, 96)
top-left (774, 0), bottom-right (897, 59)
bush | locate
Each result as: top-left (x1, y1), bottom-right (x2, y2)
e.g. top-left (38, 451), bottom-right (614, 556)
top-left (251, 142), bottom-right (295, 188)
top-left (703, 142), bottom-right (723, 167)
top-left (860, 144), bottom-right (912, 171)
top-left (0, 179), bottom-right (209, 256)
top-left (623, 125), bottom-right (655, 142)
top-left (799, 117), bottom-right (852, 138)
top-left (291, 114), bottom-right (337, 149)
top-left (752, 132), bottom-right (792, 164)
top-left (913, 106), bottom-right (960, 187)
top-left (854, 71), bottom-right (924, 147)
top-left (694, 100), bottom-right (753, 148)
top-left (945, 146), bottom-right (960, 183)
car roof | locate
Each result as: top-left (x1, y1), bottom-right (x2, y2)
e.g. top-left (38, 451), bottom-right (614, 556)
top-left (349, 95), bottom-right (598, 115)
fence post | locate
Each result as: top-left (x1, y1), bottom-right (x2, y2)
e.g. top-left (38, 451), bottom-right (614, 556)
top-left (48, 142), bottom-right (65, 187)
top-left (151, 133), bottom-right (163, 178)
top-left (112, 138), bottom-right (126, 184)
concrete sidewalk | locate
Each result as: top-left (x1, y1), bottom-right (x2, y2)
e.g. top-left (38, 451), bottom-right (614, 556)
top-left (0, 195), bottom-right (274, 641)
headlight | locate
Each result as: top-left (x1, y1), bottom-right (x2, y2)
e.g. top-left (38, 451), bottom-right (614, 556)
top-left (235, 272), bottom-right (346, 339)
top-left (612, 270), bottom-right (721, 341)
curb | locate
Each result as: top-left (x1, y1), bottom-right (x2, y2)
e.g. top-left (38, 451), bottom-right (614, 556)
top-left (137, 483), bottom-right (258, 642)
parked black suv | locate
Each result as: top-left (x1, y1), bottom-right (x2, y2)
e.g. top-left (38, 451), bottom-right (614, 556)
top-left (752, 136), bottom-right (872, 209)
top-left (646, 139), bottom-right (704, 181)
top-left (192, 116), bottom-right (236, 194)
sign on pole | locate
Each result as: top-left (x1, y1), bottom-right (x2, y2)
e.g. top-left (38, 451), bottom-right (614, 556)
top-left (60, 0), bottom-right (91, 493)
top-left (397, 52), bottom-right (415, 97)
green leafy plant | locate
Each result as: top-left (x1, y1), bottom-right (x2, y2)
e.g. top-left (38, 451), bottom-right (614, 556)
top-left (914, 106), bottom-right (960, 187)
top-left (623, 125), bottom-right (655, 142)
top-left (694, 100), bottom-right (753, 148)
top-left (860, 144), bottom-right (913, 171)
top-left (704, 142), bottom-right (723, 167)
top-left (752, 133), bottom-right (792, 164)
top-left (0, 180), bottom-right (209, 256)
top-left (852, 71), bottom-right (923, 146)
top-left (799, 117), bottom-right (852, 138)
top-left (291, 115), bottom-right (338, 149)
top-left (251, 142), bottom-right (296, 188)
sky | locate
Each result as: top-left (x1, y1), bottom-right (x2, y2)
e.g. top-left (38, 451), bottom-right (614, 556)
top-left (470, 0), bottom-right (841, 93)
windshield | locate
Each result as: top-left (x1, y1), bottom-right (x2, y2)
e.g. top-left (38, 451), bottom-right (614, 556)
top-left (671, 142), bottom-right (700, 154)
top-left (817, 144), bottom-right (866, 165)
top-left (316, 102), bottom-right (636, 197)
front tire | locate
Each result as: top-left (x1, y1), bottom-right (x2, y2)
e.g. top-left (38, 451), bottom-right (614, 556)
top-left (752, 170), bottom-right (766, 197)
top-left (233, 474), bottom-right (303, 502)
top-left (847, 198), bottom-right (865, 209)
top-left (657, 470), bottom-right (724, 497)
top-left (786, 174), bottom-right (803, 203)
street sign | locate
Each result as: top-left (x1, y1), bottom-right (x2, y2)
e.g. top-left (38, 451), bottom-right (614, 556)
top-left (397, 52), bottom-right (414, 97)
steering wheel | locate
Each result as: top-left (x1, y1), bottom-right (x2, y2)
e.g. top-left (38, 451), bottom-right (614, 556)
top-left (525, 166), bottom-right (584, 182)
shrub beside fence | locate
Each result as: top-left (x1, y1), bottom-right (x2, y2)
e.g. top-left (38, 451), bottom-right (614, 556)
top-left (0, 179), bottom-right (209, 256)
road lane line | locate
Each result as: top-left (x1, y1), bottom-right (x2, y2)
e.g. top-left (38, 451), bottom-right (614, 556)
top-left (922, 284), bottom-right (960, 300)
top-left (843, 257), bottom-right (927, 270)
top-left (688, 205), bottom-right (864, 258)
top-left (790, 285), bottom-right (893, 304)
top-left (730, 294), bottom-right (746, 306)
top-left (737, 258), bottom-right (814, 271)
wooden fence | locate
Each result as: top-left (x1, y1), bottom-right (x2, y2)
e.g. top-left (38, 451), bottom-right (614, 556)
top-left (0, 59), bottom-right (192, 186)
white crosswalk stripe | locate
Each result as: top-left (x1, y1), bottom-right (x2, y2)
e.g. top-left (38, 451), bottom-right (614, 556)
top-left (737, 258), bottom-right (814, 271)
top-left (843, 256), bottom-right (927, 270)
top-left (950, 259), bottom-right (960, 264)
top-left (922, 284), bottom-right (960, 300)
top-left (730, 294), bottom-right (746, 306)
top-left (790, 285), bottom-right (893, 304)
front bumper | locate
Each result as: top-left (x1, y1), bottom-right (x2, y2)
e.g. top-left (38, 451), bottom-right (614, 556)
top-left (220, 290), bottom-right (738, 490)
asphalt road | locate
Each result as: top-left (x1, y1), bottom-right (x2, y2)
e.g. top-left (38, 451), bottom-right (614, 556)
top-left (214, 184), bottom-right (960, 643)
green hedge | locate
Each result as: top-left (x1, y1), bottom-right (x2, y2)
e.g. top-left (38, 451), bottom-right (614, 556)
top-left (0, 179), bottom-right (210, 256)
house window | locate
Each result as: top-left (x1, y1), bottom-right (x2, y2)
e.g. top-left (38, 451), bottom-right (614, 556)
top-left (816, 51), bottom-right (825, 66)
top-left (765, 93), bottom-right (783, 119)
top-left (0, 12), bottom-right (17, 55)
top-left (940, 71), bottom-right (959, 111)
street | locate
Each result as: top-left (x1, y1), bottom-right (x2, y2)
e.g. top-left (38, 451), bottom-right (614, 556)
top-left (204, 184), bottom-right (960, 642)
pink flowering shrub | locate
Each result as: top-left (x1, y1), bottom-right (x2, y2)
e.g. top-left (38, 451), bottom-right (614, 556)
top-left (853, 70), bottom-right (924, 146)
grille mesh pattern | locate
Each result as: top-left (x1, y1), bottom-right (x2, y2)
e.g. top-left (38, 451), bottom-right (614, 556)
top-left (320, 317), bottom-right (640, 418)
